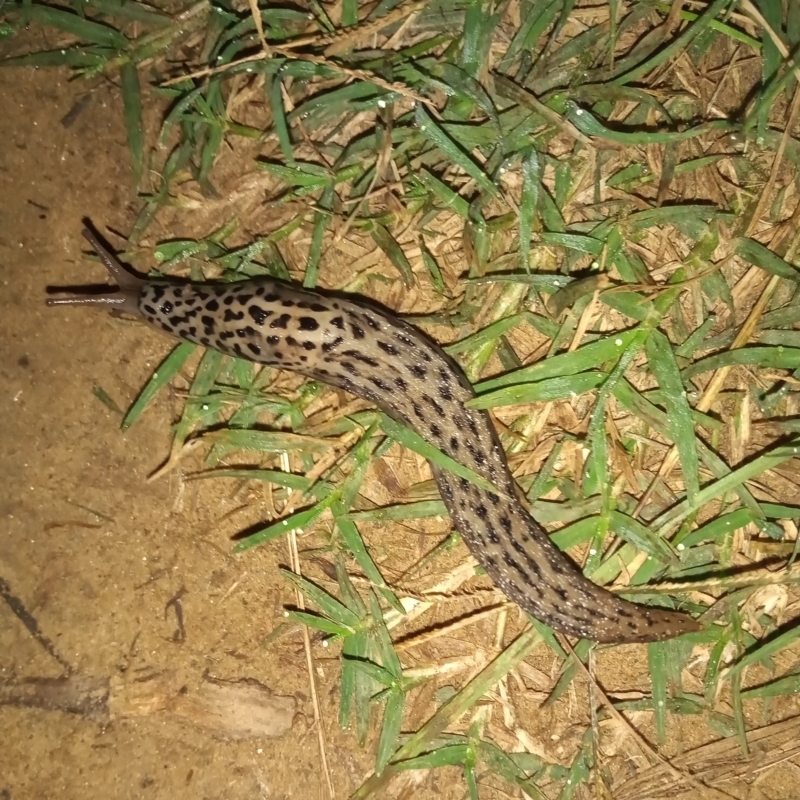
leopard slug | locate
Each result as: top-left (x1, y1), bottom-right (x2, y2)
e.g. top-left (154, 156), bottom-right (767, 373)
top-left (47, 228), bottom-right (700, 643)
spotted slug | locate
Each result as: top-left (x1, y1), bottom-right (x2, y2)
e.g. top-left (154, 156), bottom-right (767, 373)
top-left (47, 228), bottom-right (700, 643)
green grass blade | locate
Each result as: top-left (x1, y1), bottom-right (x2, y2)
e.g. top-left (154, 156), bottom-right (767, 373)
top-left (378, 413), bottom-right (509, 498)
top-left (645, 330), bottom-right (700, 503)
top-left (120, 60), bottom-right (145, 188)
top-left (280, 569), bottom-right (362, 628)
top-left (415, 105), bottom-right (498, 197)
top-left (121, 342), bottom-right (195, 430)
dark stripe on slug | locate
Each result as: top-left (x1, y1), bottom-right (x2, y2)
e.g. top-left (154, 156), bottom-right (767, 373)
top-left (322, 336), bottom-right (343, 353)
top-left (509, 536), bottom-right (542, 579)
top-left (343, 349), bottom-right (379, 367)
top-left (369, 376), bottom-right (391, 392)
top-left (378, 340), bottom-right (399, 356)
top-left (424, 395), bottom-right (444, 416)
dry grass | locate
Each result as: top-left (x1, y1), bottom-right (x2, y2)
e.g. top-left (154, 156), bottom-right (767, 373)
top-left (5, 0), bottom-right (800, 797)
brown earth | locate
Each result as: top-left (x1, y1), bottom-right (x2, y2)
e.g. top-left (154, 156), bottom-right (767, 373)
top-left (1, 64), bottom-right (800, 800)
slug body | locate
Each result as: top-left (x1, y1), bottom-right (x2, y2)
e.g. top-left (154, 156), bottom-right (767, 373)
top-left (49, 230), bottom-right (700, 643)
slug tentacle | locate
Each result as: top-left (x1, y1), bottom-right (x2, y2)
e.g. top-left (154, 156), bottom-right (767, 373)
top-left (45, 228), bottom-right (147, 317)
top-left (47, 227), bottom-right (702, 644)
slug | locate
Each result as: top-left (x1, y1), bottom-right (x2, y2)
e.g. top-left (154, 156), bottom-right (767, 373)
top-left (47, 228), bottom-right (700, 643)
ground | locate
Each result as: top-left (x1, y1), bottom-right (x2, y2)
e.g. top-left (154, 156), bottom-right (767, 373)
top-left (0, 67), bottom-right (372, 800)
top-left (1, 61), bottom-right (800, 800)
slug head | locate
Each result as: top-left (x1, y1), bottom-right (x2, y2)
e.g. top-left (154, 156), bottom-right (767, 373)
top-left (45, 228), bottom-right (147, 318)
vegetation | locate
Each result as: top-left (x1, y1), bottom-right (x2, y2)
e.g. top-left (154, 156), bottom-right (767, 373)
top-left (5, 0), bottom-right (800, 796)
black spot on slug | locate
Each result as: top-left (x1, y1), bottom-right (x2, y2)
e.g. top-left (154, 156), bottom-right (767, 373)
top-left (249, 305), bottom-right (271, 326)
top-left (299, 317), bottom-right (319, 332)
top-left (270, 314), bottom-right (291, 330)
top-left (224, 309), bottom-right (245, 322)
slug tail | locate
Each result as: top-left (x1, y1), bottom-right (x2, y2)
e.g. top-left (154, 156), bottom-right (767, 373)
top-left (45, 227), bottom-right (146, 317)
